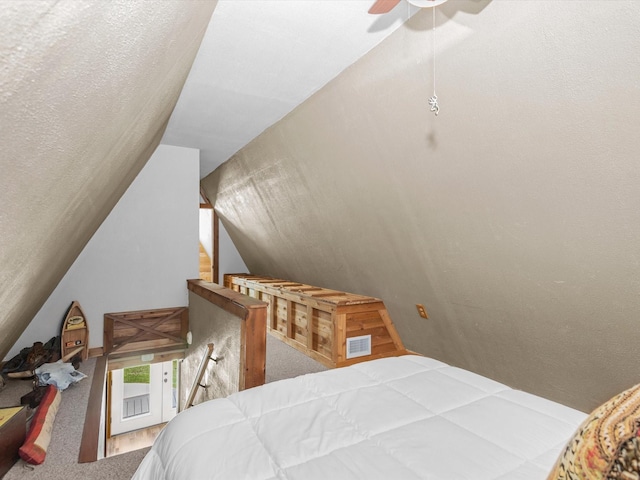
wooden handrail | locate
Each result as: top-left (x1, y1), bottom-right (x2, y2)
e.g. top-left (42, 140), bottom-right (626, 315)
top-left (187, 279), bottom-right (267, 389)
top-left (185, 343), bottom-right (215, 408)
top-left (78, 355), bottom-right (107, 463)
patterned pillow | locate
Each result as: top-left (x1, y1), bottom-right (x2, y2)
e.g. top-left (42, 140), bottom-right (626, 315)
top-left (547, 383), bottom-right (640, 480)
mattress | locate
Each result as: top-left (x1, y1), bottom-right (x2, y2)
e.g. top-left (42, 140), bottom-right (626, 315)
top-left (132, 355), bottom-right (586, 480)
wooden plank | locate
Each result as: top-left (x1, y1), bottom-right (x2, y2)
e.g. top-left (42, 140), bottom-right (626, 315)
top-left (112, 321), bottom-right (181, 339)
top-left (213, 209), bottom-right (219, 284)
top-left (0, 406), bottom-right (26, 476)
top-left (62, 346), bottom-right (84, 362)
top-left (107, 350), bottom-right (184, 371)
top-left (104, 307), bottom-right (188, 355)
top-left (347, 326), bottom-right (389, 341)
top-left (187, 279), bottom-right (265, 319)
top-left (378, 308), bottom-right (405, 351)
top-left (88, 347), bottom-right (104, 358)
top-left (180, 308), bottom-right (189, 343)
top-left (346, 318), bottom-right (386, 333)
top-left (336, 349), bottom-right (409, 368)
top-left (347, 310), bottom-right (386, 322)
top-left (106, 344), bottom-right (188, 361)
top-left (228, 274), bottom-right (380, 309)
top-left (107, 306), bottom-right (185, 319)
top-left (268, 294), bottom-right (277, 330)
top-left (336, 302), bottom-right (386, 314)
top-left (286, 300), bottom-right (294, 339)
top-left (78, 355), bottom-right (107, 463)
top-left (103, 315), bottom-right (114, 354)
top-left (241, 303), bottom-right (266, 390)
top-left (225, 274), bottom-right (406, 368)
top-left (109, 339), bottom-right (178, 355)
top-left (309, 292), bottom-right (347, 298)
top-left (306, 305), bottom-right (314, 351)
top-left (113, 317), bottom-right (184, 345)
top-left (333, 313), bottom-right (346, 364)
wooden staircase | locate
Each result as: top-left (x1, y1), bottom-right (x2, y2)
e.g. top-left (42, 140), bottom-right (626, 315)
top-left (199, 243), bottom-right (212, 282)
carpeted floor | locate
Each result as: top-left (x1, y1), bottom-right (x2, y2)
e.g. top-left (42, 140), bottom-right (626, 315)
top-left (2, 358), bottom-right (148, 480)
top-left (0, 333), bottom-right (325, 479)
top-left (265, 332), bottom-right (327, 383)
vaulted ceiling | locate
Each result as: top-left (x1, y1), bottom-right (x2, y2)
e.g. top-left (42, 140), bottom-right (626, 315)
top-left (4, 0), bottom-right (640, 414)
top-left (0, 0), bottom-right (416, 361)
top-left (162, 0), bottom-right (419, 177)
top-left (0, 0), bottom-right (215, 361)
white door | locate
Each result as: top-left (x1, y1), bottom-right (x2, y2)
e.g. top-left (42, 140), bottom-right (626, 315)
top-left (162, 360), bottom-right (178, 422)
top-left (110, 361), bottom-right (178, 436)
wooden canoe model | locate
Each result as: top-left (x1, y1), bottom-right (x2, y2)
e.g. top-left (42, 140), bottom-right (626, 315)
top-left (60, 300), bottom-right (89, 361)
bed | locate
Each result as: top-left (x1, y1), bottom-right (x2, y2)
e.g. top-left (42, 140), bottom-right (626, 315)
top-left (132, 354), bottom-right (600, 479)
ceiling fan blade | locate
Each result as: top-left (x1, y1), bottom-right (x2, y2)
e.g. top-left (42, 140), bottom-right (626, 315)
top-left (368, 0), bottom-right (402, 14)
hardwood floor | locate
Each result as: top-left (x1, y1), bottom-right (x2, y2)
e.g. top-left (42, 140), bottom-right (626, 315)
top-left (106, 423), bottom-right (166, 458)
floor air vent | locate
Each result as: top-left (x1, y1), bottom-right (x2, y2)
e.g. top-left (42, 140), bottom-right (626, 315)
top-left (346, 335), bottom-right (372, 359)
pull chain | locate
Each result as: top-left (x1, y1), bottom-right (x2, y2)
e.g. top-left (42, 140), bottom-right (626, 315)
top-left (428, 6), bottom-right (439, 116)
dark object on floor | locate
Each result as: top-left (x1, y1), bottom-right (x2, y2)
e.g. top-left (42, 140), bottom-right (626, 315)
top-left (70, 353), bottom-right (83, 370)
top-left (0, 406), bottom-right (27, 478)
top-left (20, 386), bottom-right (49, 409)
top-left (1, 346), bottom-right (30, 374)
top-left (26, 342), bottom-right (47, 369)
top-left (1, 337), bottom-right (61, 376)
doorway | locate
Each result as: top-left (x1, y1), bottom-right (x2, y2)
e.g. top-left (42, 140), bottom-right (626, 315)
top-left (199, 190), bottom-right (218, 284)
top-left (109, 360), bottom-right (178, 437)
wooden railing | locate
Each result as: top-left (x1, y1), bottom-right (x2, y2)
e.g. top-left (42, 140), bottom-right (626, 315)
top-left (187, 279), bottom-right (267, 391)
top-left (103, 306), bottom-right (188, 357)
top-left (224, 274), bottom-right (407, 368)
top-left (78, 355), bottom-right (106, 463)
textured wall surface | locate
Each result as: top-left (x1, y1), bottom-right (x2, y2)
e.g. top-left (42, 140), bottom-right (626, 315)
top-left (5, 145), bottom-right (199, 360)
top-left (203, 0), bottom-right (640, 412)
top-left (0, 1), bottom-right (216, 360)
top-left (182, 292), bottom-right (242, 407)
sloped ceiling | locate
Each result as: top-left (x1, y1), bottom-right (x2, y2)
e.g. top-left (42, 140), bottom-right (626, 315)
top-left (203, 0), bottom-right (640, 412)
top-left (163, 0), bottom-right (420, 177)
top-left (0, 0), bottom-right (419, 361)
top-left (0, 1), bottom-right (216, 360)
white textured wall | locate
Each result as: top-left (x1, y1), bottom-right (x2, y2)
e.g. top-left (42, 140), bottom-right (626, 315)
top-left (219, 220), bottom-right (249, 281)
top-left (203, 0), bottom-right (640, 412)
top-left (199, 209), bottom-right (213, 259)
top-left (181, 292), bottom-right (242, 407)
top-left (199, 209), bottom-right (248, 283)
top-left (5, 145), bottom-right (199, 359)
top-left (0, 0), bottom-right (216, 360)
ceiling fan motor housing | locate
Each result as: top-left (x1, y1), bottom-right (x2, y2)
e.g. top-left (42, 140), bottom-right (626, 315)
top-left (407, 0), bottom-right (449, 7)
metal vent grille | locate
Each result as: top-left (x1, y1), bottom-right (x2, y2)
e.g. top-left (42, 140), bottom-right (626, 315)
top-left (346, 335), bottom-right (372, 359)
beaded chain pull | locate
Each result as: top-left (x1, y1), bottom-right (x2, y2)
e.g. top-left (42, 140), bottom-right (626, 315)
top-left (428, 94), bottom-right (439, 116)
top-left (430, 6), bottom-right (439, 116)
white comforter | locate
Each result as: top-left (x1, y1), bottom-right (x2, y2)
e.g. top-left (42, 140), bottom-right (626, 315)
top-left (133, 355), bottom-right (585, 480)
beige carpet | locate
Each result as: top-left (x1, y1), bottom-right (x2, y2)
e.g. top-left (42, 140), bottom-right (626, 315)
top-left (0, 333), bottom-right (325, 479)
top-left (265, 332), bottom-right (327, 383)
top-left (2, 358), bottom-right (148, 480)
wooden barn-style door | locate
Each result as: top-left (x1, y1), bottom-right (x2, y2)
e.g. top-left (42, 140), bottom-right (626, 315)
top-left (103, 307), bottom-right (189, 356)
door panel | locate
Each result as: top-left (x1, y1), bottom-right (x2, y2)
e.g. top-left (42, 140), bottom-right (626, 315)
top-left (110, 363), bottom-right (162, 436)
top-left (161, 360), bottom-right (178, 423)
